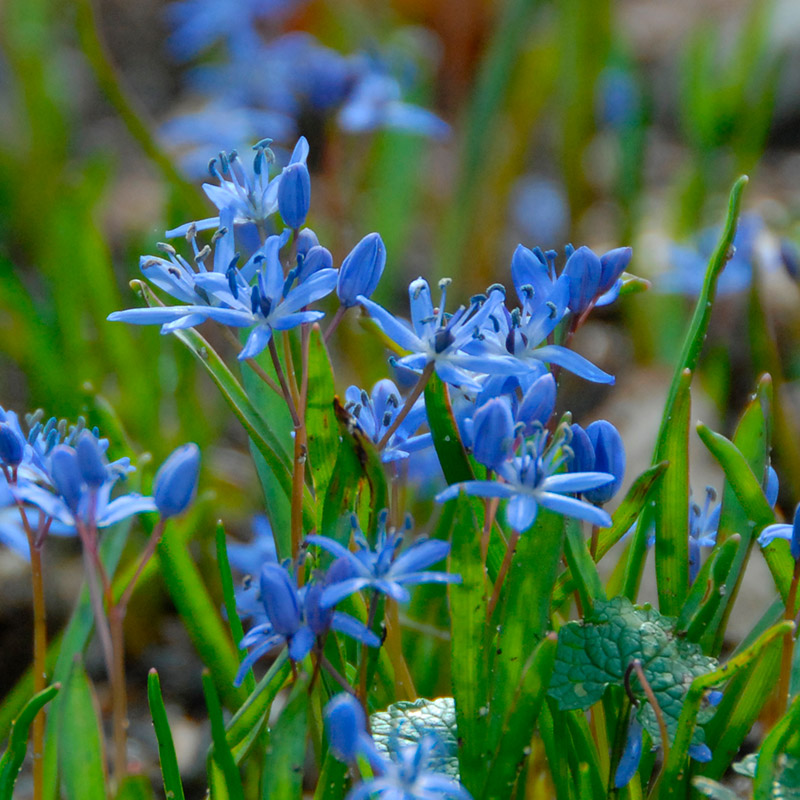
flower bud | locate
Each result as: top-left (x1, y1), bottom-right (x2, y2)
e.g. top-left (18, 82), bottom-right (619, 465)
top-left (50, 446), bottom-right (83, 512)
top-left (517, 373), bottom-right (556, 434)
top-left (325, 693), bottom-right (367, 763)
top-left (337, 233), bottom-right (386, 307)
top-left (297, 245), bottom-right (333, 283)
top-left (583, 421), bottom-right (625, 504)
top-left (259, 563), bottom-right (301, 636)
top-left (599, 247), bottom-right (632, 294)
top-left (0, 423), bottom-right (24, 468)
top-left (76, 431), bottom-right (107, 488)
top-left (472, 399), bottom-right (514, 471)
top-left (278, 162), bottom-right (311, 229)
top-left (614, 717), bottom-right (642, 789)
top-left (154, 443), bottom-right (200, 518)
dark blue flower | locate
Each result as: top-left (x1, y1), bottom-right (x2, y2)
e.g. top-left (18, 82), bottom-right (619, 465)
top-left (325, 693), bottom-right (378, 765)
top-left (306, 513), bottom-right (461, 607)
top-left (470, 398), bottom-right (514, 472)
top-left (0, 423), bottom-right (25, 469)
top-left (337, 233), bottom-right (386, 308)
top-left (614, 717), bottom-right (643, 789)
top-left (569, 421), bottom-right (625, 505)
top-left (154, 443), bottom-right (201, 518)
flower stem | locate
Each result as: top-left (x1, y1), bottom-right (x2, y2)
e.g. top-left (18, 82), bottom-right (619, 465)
top-left (268, 337), bottom-right (301, 427)
top-left (323, 305), bottom-right (347, 343)
top-left (108, 605), bottom-right (128, 785)
top-left (15, 503), bottom-right (47, 800)
top-left (632, 660), bottom-right (669, 769)
top-left (117, 519), bottom-right (166, 614)
top-left (384, 601), bottom-right (416, 700)
top-left (377, 363), bottom-right (434, 451)
top-left (778, 560), bottom-right (800, 711)
top-left (590, 523), bottom-right (600, 560)
top-left (487, 529), bottom-right (520, 619)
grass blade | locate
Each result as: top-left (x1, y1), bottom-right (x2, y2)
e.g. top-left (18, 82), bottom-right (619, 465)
top-left (203, 670), bottom-right (245, 800)
top-left (147, 669), bottom-right (186, 800)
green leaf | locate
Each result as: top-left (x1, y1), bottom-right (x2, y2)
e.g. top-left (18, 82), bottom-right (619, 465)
top-left (659, 620), bottom-right (792, 797)
top-left (115, 776), bottom-right (156, 800)
top-left (304, 325), bottom-right (339, 510)
top-left (654, 368), bottom-right (692, 615)
top-left (549, 596), bottom-right (718, 749)
top-left (424, 374), bottom-right (504, 582)
top-left (371, 697), bottom-right (459, 779)
top-left (483, 634), bottom-right (558, 799)
top-left (215, 522), bottom-right (255, 694)
top-left (623, 176), bottom-right (748, 600)
top-left (445, 495), bottom-right (490, 795)
top-left (755, 694), bottom-right (800, 800)
top-left (157, 523), bottom-right (246, 708)
top-left (0, 684), bottom-right (58, 800)
top-left (58, 659), bottom-right (107, 800)
top-left (562, 518), bottom-right (606, 614)
top-left (261, 676), bottom-right (308, 800)
top-left (313, 750), bottom-right (350, 800)
top-left (203, 671), bottom-right (244, 800)
top-left (147, 669), bottom-right (186, 800)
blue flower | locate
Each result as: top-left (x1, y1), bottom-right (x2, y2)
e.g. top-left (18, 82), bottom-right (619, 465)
top-left (0, 422), bottom-right (24, 469)
top-left (436, 426), bottom-right (614, 532)
top-left (658, 214), bottom-right (762, 296)
top-left (338, 72), bottom-right (450, 140)
top-left (234, 560), bottom-right (380, 687)
top-left (337, 233), bottom-right (387, 308)
top-left (153, 443), bottom-right (201, 518)
top-left (759, 502), bottom-right (800, 561)
top-left (344, 380), bottom-right (431, 463)
top-left (359, 279), bottom-right (520, 391)
top-left (614, 717), bottom-right (643, 789)
top-left (15, 443), bottom-right (156, 531)
top-left (306, 513), bottom-right (461, 607)
top-left (325, 693), bottom-right (380, 766)
top-left (166, 138), bottom-right (309, 237)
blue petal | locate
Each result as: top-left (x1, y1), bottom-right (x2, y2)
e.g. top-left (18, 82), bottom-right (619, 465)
top-left (357, 296), bottom-right (423, 353)
top-left (758, 523), bottom-right (793, 549)
top-left (435, 481), bottom-right (517, 503)
top-left (543, 472), bottom-right (614, 493)
top-left (527, 345), bottom-right (615, 384)
top-left (391, 539), bottom-right (450, 576)
top-left (234, 634), bottom-right (286, 687)
top-left (331, 612), bottom-right (381, 646)
top-left (537, 492), bottom-right (612, 526)
top-left (506, 494), bottom-right (539, 532)
top-left (239, 326), bottom-right (273, 360)
top-left (320, 577), bottom-right (374, 609)
top-left (99, 494), bottom-right (158, 527)
top-left (288, 626), bottom-right (315, 661)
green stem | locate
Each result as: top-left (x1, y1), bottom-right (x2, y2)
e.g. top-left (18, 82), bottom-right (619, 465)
top-left (377, 363), bottom-right (433, 450)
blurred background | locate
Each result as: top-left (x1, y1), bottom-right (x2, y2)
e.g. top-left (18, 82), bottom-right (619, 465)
top-left (2, 0), bottom-right (800, 791)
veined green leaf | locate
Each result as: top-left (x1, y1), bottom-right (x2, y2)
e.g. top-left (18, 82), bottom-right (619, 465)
top-left (0, 684), bottom-right (58, 800)
top-left (147, 669), bottom-right (186, 800)
top-left (550, 597), bottom-right (718, 750)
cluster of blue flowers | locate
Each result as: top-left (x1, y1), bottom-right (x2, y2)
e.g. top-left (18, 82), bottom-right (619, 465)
top-left (162, 0), bottom-right (449, 174)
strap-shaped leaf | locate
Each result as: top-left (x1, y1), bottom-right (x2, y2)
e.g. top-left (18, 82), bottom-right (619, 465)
top-left (0, 684), bottom-right (58, 800)
top-left (549, 596), bottom-right (718, 748)
top-left (147, 669), bottom-right (186, 800)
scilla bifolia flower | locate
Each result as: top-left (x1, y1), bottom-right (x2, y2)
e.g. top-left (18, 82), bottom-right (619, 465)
top-left (568, 420), bottom-right (625, 505)
top-left (437, 426), bottom-right (614, 532)
top-left (759, 503), bottom-right (800, 560)
top-left (306, 512), bottom-right (461, 607)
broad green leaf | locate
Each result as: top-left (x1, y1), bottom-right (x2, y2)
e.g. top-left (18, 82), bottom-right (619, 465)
top-left (157, 524), bottom-right (246, 708)
top-left (623, 176), bottom-right (747, 600)
top-left (203, 671), bottom-right (244, 800)
top-left (371, 698), bottom-right (458, 779)
top-left (58, 659), bottom-right (107, 800)
top-left (445, 495), bottom-right (489, 795)
top-left (313, 750), bottom-right (350, 800)
top-left (0, 684), bottom-right (58, 800)
top-left (483, 634), bottom-right (557, 799)
top-left (261, 676), bottom-right (308, 800)
top-left (305, 325), bottom-right (339, 511)
top-left (215, 522), bottom-right (255, 694)
top-left (147, 669), bottom-right (186, 800)
top-left (654, 368), bottom-right (692, 615)
top-left (549, 596), bottom-right (718, 749)
top-left (733, 753), bottom-right (759, 778)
